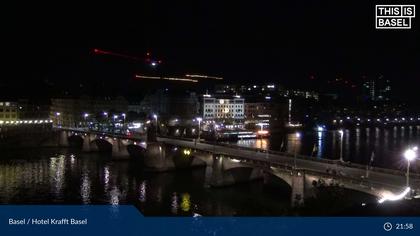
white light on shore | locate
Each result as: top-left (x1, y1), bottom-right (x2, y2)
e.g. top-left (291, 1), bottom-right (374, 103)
top-left (378, 187), bottom-right (411, 203)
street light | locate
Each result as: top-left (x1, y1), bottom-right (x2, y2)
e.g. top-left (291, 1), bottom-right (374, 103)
top-left (153, 114), bottom-right (158, 136)
top-left (55, 112), bottom-right (61, 127)
top-left (196, 117), bottom-right (202, 142)
top-left (294, 132), bottom-right (301, 169)
top-left (317, 126), bottom-right (324, 132)
top-left (404, 147), bottom-right (417, 187)
top-left (83, 113), bottom-right (89, 128)
top-left (121, 113), bottom-right (127, 134)
top-left (338, 129), bottom-right (344, 162)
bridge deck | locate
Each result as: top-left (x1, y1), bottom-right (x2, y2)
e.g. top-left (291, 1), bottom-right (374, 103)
top-left (158, 137), bottom-right (420, 193)
top-left (56, 128), bottom-right (420, 193)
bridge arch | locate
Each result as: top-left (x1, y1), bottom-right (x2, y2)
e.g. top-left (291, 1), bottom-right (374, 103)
top-left (91, 137), bottom-right (113, 152)
top-left (126, 143), bottom-right (147, 159)
top-left (263, 169), bottom-right (294, 189)
top-left (208, 155), bottom-right (263, 187)
top-left (68, 134), bottom-right (84, 147)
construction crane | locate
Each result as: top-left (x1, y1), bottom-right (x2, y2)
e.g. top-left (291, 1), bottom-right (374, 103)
top-left (92, 48), bottom-right (162, 68)
top-left (92, 48), bottom-right (223, 83)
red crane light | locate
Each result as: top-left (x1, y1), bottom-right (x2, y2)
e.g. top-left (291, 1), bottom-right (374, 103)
top-left (93, 48), bottom-right (162, 67)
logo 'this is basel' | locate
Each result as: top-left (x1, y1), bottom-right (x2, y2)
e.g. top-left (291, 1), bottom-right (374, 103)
top-left (376, 5), bottom-right (415, 29)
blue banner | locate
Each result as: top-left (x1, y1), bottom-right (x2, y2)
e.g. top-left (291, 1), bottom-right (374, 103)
top-left (0, 205), bottom-right (419, 236)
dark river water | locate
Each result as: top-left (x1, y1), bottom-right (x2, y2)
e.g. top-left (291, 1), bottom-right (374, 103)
top-left (0, 148), bottom-right (297, 216)
top-left (1, 126), bottom-right (420, 216)
top-left (233, 126), bottom-right (420, 172)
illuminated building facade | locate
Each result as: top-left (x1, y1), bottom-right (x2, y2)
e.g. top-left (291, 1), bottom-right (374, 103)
top-left (202, 95), bottom-right (244, 121)
top-left (0, 101), bottom-right (18, 121)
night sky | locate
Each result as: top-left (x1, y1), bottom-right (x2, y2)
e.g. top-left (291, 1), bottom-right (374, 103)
top-left (1, 1), bottom-right (419, 99)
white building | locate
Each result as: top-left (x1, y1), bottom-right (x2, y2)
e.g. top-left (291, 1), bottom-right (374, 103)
top-left (0, 101), bottom-right (18, 121)
top-left (202, 95), bottom-right (244, 121)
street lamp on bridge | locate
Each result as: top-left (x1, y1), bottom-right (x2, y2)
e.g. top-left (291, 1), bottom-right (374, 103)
top-left (83, 113), bottom-right (89, 128)
top-left (55, 112), bottom-right (61, 127)
top-left (404, 147), bottom-right (417, 187)
top-left (196, 117), bottom-right (202, 142)
top-left (153, 114), bottom-right (158, 136)
top-left (293, 132), bottom-right (301, 169)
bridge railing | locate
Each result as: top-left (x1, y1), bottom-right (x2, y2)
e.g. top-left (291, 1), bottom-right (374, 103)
top-left (213, 141), bottom-right (420, 179)
top-left (158, 135), bottom-right (420, 179)
top-left (226, 155), bottom-right (406, 192)
top-left (55, 127), bottom-right (146, 141)
top-left (58, 131), bottom-right (420, 180)
top-left (220, 152), bottom-right (400, 189)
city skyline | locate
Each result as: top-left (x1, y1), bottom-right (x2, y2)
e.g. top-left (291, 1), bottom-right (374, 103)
top-left (1, 1), bottom-right (419, 100)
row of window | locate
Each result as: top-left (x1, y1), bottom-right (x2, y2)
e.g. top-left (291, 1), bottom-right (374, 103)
top-left (204, 114), bottom-right (244, 118)
top-left (0, 114), bottom-right (16, 118)
top-left (0, 109), bottom-right (17, 113)
top-left (204, 109), bottom-right (243, 113)
top-left (203, 99), bottom-right (244, 102)
top-left (204, 104), bottom-right (243, 108)
top-left (0, 102), bottom-right (13, 106)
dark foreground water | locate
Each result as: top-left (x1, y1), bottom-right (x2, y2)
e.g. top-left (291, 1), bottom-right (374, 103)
top-left (0, 148), bottom-right (419, 216)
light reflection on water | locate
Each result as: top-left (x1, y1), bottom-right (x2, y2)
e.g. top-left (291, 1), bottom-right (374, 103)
top-left (104, 166), bottom-right (110, 188)
top-left (234, 126), bottom-right (420, 170)
top-left (171, 192), bottom-right (178, 214)
top-left (239, 139), bottom-right (268, 150)
top-left (317, 131), bottom-right (323, 158)
top-left (180, 193), bottom-right (191, 212)
top-left (50, 155), bottom-right (65, 199)
top-left (0, 148), bottom-right (297, 216)
top-left (109, 187), bottom-right (120, 205)
top-left (139, 180), bottom-right (146, 202)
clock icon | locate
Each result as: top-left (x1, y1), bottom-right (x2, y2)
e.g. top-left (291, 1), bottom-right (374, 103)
top-left (384, 222), bottom-right (393, 231)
